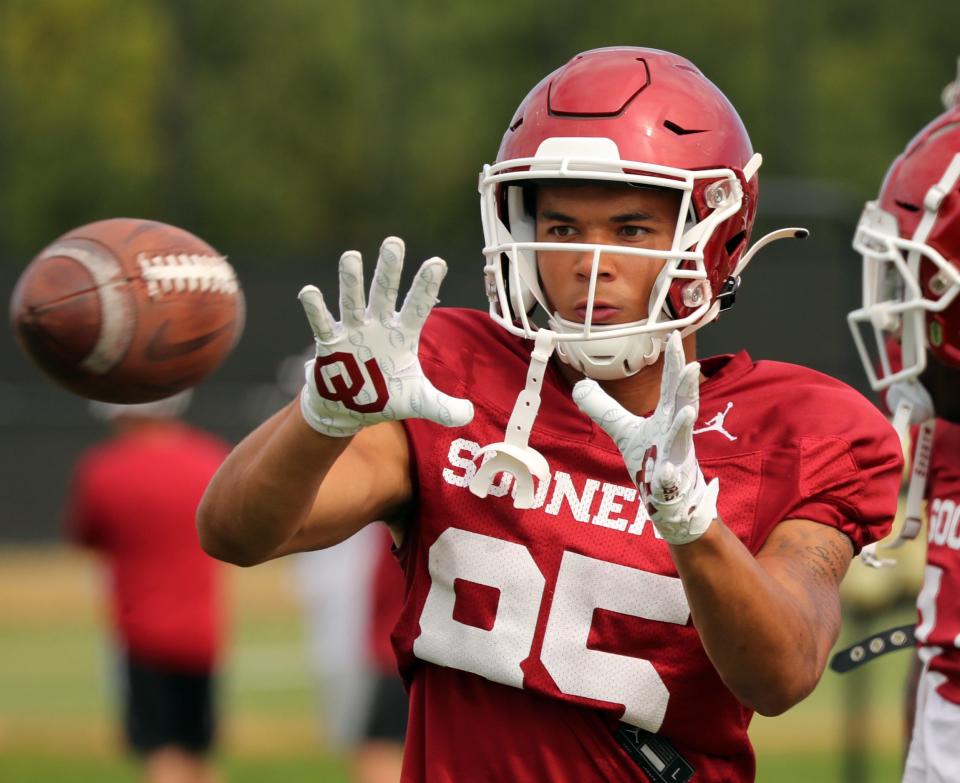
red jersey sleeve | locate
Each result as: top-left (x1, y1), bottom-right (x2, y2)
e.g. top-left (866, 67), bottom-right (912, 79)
top-left (758, 373), bottom-right (903, 553)
top-left (695, 355), bottom-right (903, 555)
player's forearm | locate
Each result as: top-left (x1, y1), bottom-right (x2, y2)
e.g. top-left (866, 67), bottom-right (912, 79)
top-left (670, 520), bottom-right (839, 716)
top-left (197, 400), bottom-right (351, 566)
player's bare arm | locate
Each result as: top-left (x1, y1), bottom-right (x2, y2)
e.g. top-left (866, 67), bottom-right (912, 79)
top-left (198, 237), bottom-right (473, 566)
top-left (672, 516), bottom-right (853, 716)
top-left (198, 404), bottom-right (411, 566)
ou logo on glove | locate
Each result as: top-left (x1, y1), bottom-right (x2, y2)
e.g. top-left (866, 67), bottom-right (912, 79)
top-left (313, 352), bottom-right (389, 414)
top-left (297, 236), bottom-right (474, 438)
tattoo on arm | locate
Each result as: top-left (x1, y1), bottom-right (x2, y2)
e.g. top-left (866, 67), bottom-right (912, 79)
top-left (804, 539), bottom-right (849, 587)
top-left (765, 523), bottom-right (852, 588)
top-left (760, 520), bottom-right (855, 653)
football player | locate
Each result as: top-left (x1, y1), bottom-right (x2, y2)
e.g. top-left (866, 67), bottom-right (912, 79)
top-left (199, 47), bottom-right (903, 782)
top-left (847, 61), bottom-right (960, 783)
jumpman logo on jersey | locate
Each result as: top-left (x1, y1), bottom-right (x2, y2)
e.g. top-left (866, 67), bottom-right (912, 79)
top-left (693, 401), bottom-right (737, 441)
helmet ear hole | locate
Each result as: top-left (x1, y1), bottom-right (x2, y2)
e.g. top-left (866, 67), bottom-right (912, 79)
top-left (499, 254), bottom-right (538, 320)
top-left (725, 231), bottom-right (747, 258)
top-left (499, 254), bottom-right (518, 320)
top-left (520, 184), bottom-right (538, 223)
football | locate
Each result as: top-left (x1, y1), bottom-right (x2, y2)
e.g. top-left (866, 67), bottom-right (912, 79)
top-left (10, 218), bottom-right (245, 403)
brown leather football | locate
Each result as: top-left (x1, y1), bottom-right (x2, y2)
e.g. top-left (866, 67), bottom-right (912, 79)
top-left (10, 218), bottom-right (245, 403)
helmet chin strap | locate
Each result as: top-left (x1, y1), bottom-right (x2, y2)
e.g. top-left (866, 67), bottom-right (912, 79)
top-left (860, 413), bottom-right (934, 568)
top-left (469, 316), bottom-right (664, 509)
top-left (549, 312), bottom-right (662, 380)
top-left (469, 329), bottom-right (558, 509)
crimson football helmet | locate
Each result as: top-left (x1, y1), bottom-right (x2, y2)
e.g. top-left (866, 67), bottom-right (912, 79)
top-left (848, 67), bottom-right (960, 390)
top-left (479, 47), bottom-right (793, 380)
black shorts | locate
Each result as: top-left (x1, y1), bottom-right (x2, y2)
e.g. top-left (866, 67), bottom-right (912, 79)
top-left (122, 654), bottom-right (217, 756)
top-left (361, 673), bottom-right (408, 744)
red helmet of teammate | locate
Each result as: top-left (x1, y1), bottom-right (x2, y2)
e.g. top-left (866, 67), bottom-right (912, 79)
top-left (848, 71), bottom-right (960, 390)
top-left (479, 47), bottom-right (767, 380)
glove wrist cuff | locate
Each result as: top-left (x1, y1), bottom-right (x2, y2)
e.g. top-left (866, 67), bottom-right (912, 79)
top-left (299, 386), bottom-right (363, 438)
top-left (650, 476), bottom-right (719, 545)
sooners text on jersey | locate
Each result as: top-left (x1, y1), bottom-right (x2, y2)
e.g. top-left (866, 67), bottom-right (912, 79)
top-left (916, 419), bottom-right (960, 705)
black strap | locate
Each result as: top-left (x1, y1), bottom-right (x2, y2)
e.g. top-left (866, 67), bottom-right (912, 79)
top-left (829, 624), bottom-right (915, 673)
top-left (716, 276), bottom-right (740, 311)
top-left (614, 724), bottom-right (695, 782)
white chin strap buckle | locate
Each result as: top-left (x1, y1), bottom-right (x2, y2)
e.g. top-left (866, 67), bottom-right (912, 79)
top-left (859, 410), bottom-right (933, 568)
top-left (469, 330), bottom-right (557, 509)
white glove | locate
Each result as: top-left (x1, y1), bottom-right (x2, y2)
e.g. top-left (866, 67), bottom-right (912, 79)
top-left (573, 331), bottom-right (719, 545)
top-left (886, 379), bottom-right (934, 426)
top-left (297, 236), bottom-right (474, 437)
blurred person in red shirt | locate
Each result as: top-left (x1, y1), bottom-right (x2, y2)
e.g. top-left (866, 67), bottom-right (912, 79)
top-left (66, 390), bottom-right (230, 783)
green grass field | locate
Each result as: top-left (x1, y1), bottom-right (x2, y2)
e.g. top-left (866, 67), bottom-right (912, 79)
top-left (0, 546), bottom-right (916, 783)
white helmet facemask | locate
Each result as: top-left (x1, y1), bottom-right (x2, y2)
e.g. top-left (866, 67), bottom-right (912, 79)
top-left (847, 153), bottom-right (960, 393)
top-left (480, 137), bottom-right (759, 380)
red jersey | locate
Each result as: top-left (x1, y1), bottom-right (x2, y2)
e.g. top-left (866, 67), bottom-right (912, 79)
top-left (394, 308), bottom-right (903, 782)
top-left (917, 418), bottom-right (960, 704)
top-left (66, 423), bottom-right (229, 671)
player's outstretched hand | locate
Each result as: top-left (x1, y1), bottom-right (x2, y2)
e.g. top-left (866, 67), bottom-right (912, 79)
top-left (572, 331), bottom-right (718, 544)
top-left (297, 237), bottom-right (474, 437)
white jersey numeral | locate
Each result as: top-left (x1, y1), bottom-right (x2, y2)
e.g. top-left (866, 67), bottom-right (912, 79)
top-left (542, 551), bottom-right (688, 731)
top-left (413, 527), bottom-right (690, 731)
top-left (414, 528), bottom-right (545, 688)
top-left (915, 564), bottom-right (942, 645)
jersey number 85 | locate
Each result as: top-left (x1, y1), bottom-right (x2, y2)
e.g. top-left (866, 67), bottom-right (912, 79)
top-left (414, 527), bottom-right (690, 732)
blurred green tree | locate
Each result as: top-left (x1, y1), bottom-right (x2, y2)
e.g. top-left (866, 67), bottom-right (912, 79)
top-left (0, 0), bottom-right (957, 263)
top-left (0, 0), bottom-right (169, 259)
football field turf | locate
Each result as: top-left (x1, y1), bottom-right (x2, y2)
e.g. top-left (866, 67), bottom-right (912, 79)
top-left (0, 547), bottom-right (911, 782)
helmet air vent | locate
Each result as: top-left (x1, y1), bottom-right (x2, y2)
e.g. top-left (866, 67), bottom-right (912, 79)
top-left (895, 200), bottom-right (921, 213)
top-left (663, 119), bottom-right (707, 136)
